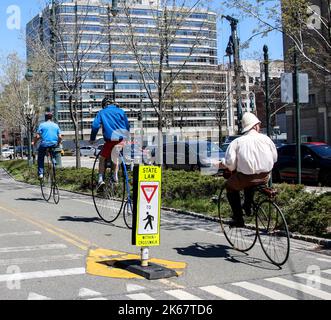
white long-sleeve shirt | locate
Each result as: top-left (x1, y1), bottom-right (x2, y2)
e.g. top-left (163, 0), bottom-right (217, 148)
top-left (224, 130), bottom-right (278, 175)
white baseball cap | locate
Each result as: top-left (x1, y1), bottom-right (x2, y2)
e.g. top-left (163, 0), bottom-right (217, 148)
top-left (241, 112), bottom-right (261, 133)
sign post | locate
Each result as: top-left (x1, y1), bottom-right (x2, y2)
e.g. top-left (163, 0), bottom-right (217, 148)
top-left (116, 165), bottom-right (177, 280)
top-left (132, 166), bottom-right (162, 249)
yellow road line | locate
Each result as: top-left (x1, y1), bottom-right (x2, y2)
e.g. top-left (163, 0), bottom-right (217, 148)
top-left (0, 204), bottom-right (187, 281)
top-left (0, 205), bottom-right (90, 251)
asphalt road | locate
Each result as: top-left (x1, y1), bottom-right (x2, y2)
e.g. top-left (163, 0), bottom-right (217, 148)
top-left (0, 169), bottom-right (331, 301)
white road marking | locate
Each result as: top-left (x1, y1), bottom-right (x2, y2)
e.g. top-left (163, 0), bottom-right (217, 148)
top-left (232, 282), bottom-right (297, 300)
top-left (79, 288), bottom-right (102, 298)
top-left (200, 286), bottom-right (248, 300)
top-left (165, 289), bottom-right (202, 300)
top-left (0, 254), bottom-right (84, 266)
top-left (266, 277), bottom-right (331, 300)
top-left (0, 231), bottom-right (41, 238)
top-left (126, 284), bottom-right (146, 292)
top-left (127, 293), bottom-right (155, 300)
top-left (295, 273), bottom-right (331, 287)
top-left (322, 269), bottom-right (331, 275)
top-left (0, 244), bottom-right (67, 253)
top-left (316, 258), bottom-right (331, 263)
top-left (0, 267), bottom-right (85, 283)
top-left (88, 297), bottom-right (108, 300)
top-left (28, 292), bottom-right (51, 300)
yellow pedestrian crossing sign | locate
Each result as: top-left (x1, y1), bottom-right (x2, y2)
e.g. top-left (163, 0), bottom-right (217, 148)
top-left (132, 166), bottom-right (162, 247)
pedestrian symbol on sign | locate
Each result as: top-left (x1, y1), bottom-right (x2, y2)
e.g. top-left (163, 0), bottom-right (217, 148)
top-left (144, 212), bottom-right (154, 230)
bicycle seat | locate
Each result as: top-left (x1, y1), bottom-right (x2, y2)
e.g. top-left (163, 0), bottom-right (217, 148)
top-left (256, 185), bottom-right (278, 199)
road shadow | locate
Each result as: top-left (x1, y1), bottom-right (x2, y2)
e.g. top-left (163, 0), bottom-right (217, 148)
top-left (58, 215), bottom-right (128, 230)
top-left (174, 242), bottom-right (280, 270)
top-left (174, 242), bottom-right (234, 259)
top-left (15, 197), bottom-right (44, 202)
top-left (229, 254), bottom-right (281, 271)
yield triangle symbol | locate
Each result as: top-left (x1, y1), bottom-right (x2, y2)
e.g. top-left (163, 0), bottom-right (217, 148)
top-left (141, 185), bottom-right (158, 204)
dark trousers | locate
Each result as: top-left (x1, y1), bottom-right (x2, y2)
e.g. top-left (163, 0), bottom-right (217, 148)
top-left (226, 172), bottom-right (270, 219)
top-left (37, 146), bottom-right (56, 176)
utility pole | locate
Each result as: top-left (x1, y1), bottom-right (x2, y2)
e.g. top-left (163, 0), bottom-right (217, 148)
top-left (51, 0), bottom-right (58, 123)
top-left (264, 45), bottom-right (271, 137)
top-left (293, 47), bottom-right (302, 184)
top-left (223, 15), bottom-right (243, 134)
top-left (263, 45), bottom-right (272, 187)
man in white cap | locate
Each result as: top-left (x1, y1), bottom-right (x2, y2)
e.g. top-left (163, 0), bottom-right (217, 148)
top-left (221, 112), bottom-right (278, 227)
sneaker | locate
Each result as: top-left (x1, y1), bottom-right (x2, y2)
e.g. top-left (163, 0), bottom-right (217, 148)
top-left (97, 181), bottom-right (105, 190)
top-left (228, 218), bottom-right (245, 228)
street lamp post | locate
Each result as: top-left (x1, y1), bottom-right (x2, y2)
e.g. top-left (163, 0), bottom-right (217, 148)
top-left (25, 69), bottom-right (34, 166)
top-left (263, 45), bottom-right (271, 138)
top-left (223, 15), bottom-right (243, 134)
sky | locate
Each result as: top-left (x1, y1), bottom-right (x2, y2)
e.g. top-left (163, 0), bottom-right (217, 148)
top-left (0, 0), bottom-right (284, 62)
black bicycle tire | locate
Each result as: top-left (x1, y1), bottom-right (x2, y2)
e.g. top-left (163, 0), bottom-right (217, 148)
top-left (256, 200), bottom-right (290, 266)
top-left (53, 184), bottom-right (60, 204)
top-left (91, 153), bottom-right (125, 223)
top-left (40, 156), bottom-right (52, 202)
top-left (218, 185), bottom-right (257, 252)
top-left (123, 200), bottom-right (133, 230)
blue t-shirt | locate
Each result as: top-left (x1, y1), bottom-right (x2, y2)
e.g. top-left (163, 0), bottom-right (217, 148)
top-left (37, 121), bottom-right (61, 148)
top-left (90, 105), bottom-right (130, 141)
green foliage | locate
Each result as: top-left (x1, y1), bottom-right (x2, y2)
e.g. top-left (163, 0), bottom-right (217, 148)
top-left (1, 160), bottom-right (330, 237)
top-left (283, 192), bottom-right (331, 237)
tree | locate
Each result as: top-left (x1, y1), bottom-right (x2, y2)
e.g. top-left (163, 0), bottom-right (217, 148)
top-left (221, 0), bottom-right (331, 74)
top-left (0, 53), bottom-right (48, 154)
top-left (27, 0), bottom-right (111, 169)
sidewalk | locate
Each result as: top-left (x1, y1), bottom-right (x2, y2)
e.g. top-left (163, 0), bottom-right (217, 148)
top-left (305, 186), bottom-right (331, 194)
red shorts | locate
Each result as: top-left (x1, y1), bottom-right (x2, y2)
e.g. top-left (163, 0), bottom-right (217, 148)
top-left (100, 141), bottom-right (124, 159)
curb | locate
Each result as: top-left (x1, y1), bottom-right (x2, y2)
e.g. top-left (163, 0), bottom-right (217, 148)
top-left (2, 167), bottom-right (331, 248)
top-left (162, 206), bottom-right (331, 249)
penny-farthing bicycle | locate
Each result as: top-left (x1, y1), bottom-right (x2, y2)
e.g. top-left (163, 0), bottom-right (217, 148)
top-left (218, 181), bottom-right (290, 267)
top-left (40, 147), bottom-right (60, 205)
top-left (91, 145), bottom-right (133, 229)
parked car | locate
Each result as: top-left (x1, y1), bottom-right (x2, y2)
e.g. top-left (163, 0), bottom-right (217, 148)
top-left (122, 143), bottom-right (151, 165)
top-left (94, 144), bottom-right (104, 157)
top-left (148, 140), bottom-right (225, 174)
top-left (1, 147), bottom-right (14, 159)
top-left (224, 135), bottom-right (241, 144)
top-left (94, 143), bottom-right (151, 165)
top-left (272, 143), bottom-right (331, 186)
top-left (79, 146), bottom-right (96, 157)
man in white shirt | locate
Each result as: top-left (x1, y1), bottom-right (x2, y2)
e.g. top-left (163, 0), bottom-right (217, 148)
top-left (221, 112), bottom-right (278, 227)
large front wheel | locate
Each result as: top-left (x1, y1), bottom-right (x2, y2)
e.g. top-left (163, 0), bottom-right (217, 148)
top-left (218, 186), bottom-right (257, 252)
top-left (256, 200), bottom-right (290, 266)
top-left (91, 154), bottom-right (125, 223)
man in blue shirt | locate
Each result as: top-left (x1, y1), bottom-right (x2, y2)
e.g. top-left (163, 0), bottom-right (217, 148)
top-left (90, 97), bottom-right (130, 187)
top-left (33, 112), bottom-right (62, 179)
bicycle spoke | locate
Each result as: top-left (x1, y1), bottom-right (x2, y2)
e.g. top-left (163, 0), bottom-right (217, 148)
top-left (40, 158), bottom-right (52, 202)
top-left (218, 187), bottom-right (257, 252)
top-left (92, 154), bottom-right (125, 223)
top-left (257, 200), bottom-right (290, 266)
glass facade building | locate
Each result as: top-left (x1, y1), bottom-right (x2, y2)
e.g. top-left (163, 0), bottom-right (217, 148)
top-left (26, 0), bottom-right (226, 141)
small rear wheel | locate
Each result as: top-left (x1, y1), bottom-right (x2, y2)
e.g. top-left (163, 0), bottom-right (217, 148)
top-left (53, 184), bottom-right (60, 205)
top-left (218, 186), bottom-right (257, 252)
top-left (123, 200), bottom-right (133, 230)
